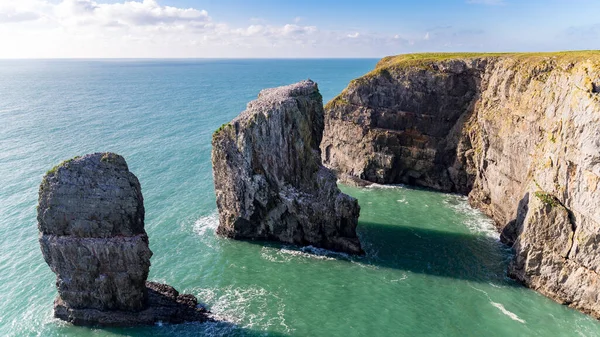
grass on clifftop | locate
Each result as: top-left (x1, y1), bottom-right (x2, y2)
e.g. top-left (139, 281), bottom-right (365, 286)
top-left (213, 122), bottom-right (232, 140)
top-left (325, 50), bottom-right (600, 110)
top-left (375, 51), bottom-right (600, 70)
top-left (45, 156), bottom-right (81, 177)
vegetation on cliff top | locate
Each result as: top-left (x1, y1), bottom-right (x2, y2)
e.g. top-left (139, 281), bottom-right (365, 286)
top-left (45, 156), bottom-right (81, 177)
top-left (375, 51), bottom-right (600, 70)
top-left (213, 122), bottom-right (232, 140)
top-left (324, 50), bottom-right (600, 110)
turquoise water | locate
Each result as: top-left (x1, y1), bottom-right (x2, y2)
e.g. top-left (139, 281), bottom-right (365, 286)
top-left (1, 59), bottom-right (600, 337)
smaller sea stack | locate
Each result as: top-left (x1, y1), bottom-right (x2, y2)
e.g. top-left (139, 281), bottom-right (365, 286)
top-left (211, 80), bottom-right (362, 254)
top-left (38, 152), bottom-right (208, 326)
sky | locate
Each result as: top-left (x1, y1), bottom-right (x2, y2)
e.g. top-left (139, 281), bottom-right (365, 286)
top-left (0, 0), bottom-right (599, 58)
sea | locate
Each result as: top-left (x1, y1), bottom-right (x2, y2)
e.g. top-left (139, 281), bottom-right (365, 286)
top-left (1, 59), bottom-right (600, 337)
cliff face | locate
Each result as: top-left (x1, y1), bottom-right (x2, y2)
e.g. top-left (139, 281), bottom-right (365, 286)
top-left (212, 80), bottom-right (362, 254)
top-left (322, 52), bottom-right (600, 317)
top-left (38, 153), bottom-right (208, 326)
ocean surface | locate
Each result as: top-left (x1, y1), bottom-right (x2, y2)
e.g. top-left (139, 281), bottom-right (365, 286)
top-left (1, 59), bottom-right (600, 337)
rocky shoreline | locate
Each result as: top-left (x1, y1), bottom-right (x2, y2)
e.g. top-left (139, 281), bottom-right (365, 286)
top-left (36, 52), bottom-right (600, 324)
top-left (321, 52), bottom-right (600, 318)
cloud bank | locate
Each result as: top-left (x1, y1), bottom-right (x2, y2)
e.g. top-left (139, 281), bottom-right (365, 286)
top-left (0, 0), bottom-right (589, 58)
top-left (0, 0), bottom-right (489, 57)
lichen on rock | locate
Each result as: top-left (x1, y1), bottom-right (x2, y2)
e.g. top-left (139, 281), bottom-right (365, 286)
top-left (211, 80), bottom-right (362, 254)
top-left (38, 152), bottom-right (208, 326)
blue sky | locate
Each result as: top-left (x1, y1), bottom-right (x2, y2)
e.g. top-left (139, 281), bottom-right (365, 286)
top-left (0, 0), bottom-right (598, 58)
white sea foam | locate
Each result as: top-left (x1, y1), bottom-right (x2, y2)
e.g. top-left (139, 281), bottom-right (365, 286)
top-left (469, 285), bottom-right (526, 324)
top-left (194, 285), bottom-right (293, 334)
top-left (491, 301), bottom-right (526, 324)
top-left (192, 211), bottom-right (221, 250)
top-left (261, 245), bottom-right (350, 263)
top-left (390, 274), bottom-right (408, 282)
top-left (365, 183), bottom-right (405, 189)
top-left (193, 211), bottom-right (219, 236)
top-left (350, 260), bottom-right (379, 270)
top-left (444, 195), bottom-right (500, 240)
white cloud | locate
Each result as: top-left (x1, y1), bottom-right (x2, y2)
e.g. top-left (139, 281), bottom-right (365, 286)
top-left (0, 9), bottom-right (39, 23)
top-left (0, 0), bottom-right (489, 58)
top-left (0, 0), bottom-right (51, 23)
top-left (281, 24), bottom-right (317, 35)
top-left (53, 0), bottom-right (211, 27)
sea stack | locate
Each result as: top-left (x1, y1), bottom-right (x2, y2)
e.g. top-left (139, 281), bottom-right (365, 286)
top-left (38, 152), bottom-right (208, 326)
top-left (322, 53), bottom-right (600, 318)
top-left (211, 80), bottom-right (362, 254)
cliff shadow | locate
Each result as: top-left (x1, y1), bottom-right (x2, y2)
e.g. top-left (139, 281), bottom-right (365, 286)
top-left (99, 320), bottom-right (291, 337)
top-left (242, 219), bottom-right (516, 285)
top-left (355, 220), bottom-right (517, 284)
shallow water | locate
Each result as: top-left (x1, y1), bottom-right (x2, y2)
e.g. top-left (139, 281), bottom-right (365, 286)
top-left (1, 59), bottom-right (599, 336)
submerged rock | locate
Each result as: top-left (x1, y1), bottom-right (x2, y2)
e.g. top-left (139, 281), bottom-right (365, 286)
top-left (38, 152), bottom-right (208, 326)
top-left (211, 80), bottom-right (362, 254)
top-left (323, 52), bottom-right (600, 318)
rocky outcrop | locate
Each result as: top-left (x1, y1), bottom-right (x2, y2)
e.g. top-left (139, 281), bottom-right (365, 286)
top-left (322, 52), bottom-right (600, 317)
top-left (211, 80), bottom-right (362, 254)
top-left (38, 152), bottom-right (208, 326)
top-left (505, 193), bottom-right (600, 318)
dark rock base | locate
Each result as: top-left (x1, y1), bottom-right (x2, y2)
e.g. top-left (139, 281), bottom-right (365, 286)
top-left (54, 282), bottom-right (210, 327)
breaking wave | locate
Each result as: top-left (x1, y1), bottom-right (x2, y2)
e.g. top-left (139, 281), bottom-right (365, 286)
top-left (443, 195), bottom-right (500, 240)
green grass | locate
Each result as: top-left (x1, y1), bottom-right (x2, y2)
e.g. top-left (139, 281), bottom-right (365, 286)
top-left (45, 156), bottom-right (81, 177)
top-left (213, 122), bottom-right (232, 139)
top-left (100, 152), bottom-right (119, 163)
top-left (534, 191), bottom-right (561, 208)
top-left (325, 94), bottom-right (350, 110)
top-left (375, 51), bottom-right (600, 70)
top-left (325, 50), bottom-right (600, 109)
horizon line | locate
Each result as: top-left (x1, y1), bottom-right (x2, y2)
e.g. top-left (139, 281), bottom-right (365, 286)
top-left (2, 50), bottom-right (598, 61)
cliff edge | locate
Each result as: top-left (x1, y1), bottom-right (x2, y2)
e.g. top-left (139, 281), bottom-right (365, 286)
top-left (212, 80), bottom-right (362, 254)
top-left (322, 52), bottom-right (600, 317)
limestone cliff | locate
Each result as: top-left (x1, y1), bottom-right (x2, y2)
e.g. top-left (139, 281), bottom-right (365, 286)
top-left (38, 153), bottom-right (208, 326)
top-left (322, 52), bottom-right (600, 317)
top-left (212, 80), bottom-right (362, 254)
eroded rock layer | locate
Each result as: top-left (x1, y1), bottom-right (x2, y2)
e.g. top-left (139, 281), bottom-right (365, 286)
top-left (38, 152), bottom-right (208, 326)
top-left (212, 80), bottom-right (362, 254)
top-left (322, 52), bottom-right (600, 317)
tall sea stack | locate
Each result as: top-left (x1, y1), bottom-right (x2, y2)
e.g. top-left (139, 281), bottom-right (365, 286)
top-left (211, 80), bottom-right (362, 254)
top-left (322, 52), bottom-right (600, 318)
top-left (38, 152), bottom-right (208, 326)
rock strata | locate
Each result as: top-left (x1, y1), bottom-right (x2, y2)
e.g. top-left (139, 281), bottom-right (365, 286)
top-left (38, 152), bottom-right (208, 326)
top-left (211, 80), bottom-right (362, 254)
top-left (322, 52), bottom-right (600, 317)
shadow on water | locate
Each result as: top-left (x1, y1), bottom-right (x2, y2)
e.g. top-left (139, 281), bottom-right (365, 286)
top-left (98, 320), bottom-right (291, 337)
top-left (356, 221), bottom-right (517, 285)
top-left (243, 220), bottom-right (517, 286)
